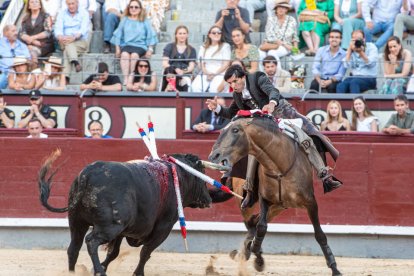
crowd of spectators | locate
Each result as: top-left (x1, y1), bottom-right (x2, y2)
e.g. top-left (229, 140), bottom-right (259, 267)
top-left (1, 0), bottom-right (414, 136)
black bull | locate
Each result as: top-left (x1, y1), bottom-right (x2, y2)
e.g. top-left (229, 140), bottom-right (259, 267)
top-left (38, 150), bottom-right (212, 276)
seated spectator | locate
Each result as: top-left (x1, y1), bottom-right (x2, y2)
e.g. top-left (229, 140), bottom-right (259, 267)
top-left (61, 0), bottom-right (97, 23)
top-left (239, 0), bottom-right (266, 23)
top-left (382, 94), bottom-right (414, 135)
top-left (191, 26), bottom-right (231, 93)
top-left (41, 0), bottom-right (61, 22)
top-left (192, 97), bottom-right (230, 132)
top-left (259, 1), bottom-right (298, 63)
top-left (87, 120), bottom-right (112, 138)
top-left (362, 0), bottom-right (402, 49)
top-left (0, 25), bottom-right (31, 89)
top-left (231, 27), bottom-right (259, 73)
top-left (54, 0), bottom-right (90, 80)
top-left (337, 30), bottom-right (378, 93)
top-left (127, 59), bottom-right (157, 92)
top-left (19, 0), bottom-right (55, 67)
top-left (111, 0), bottom-right (158, 86)
top-left (161, 66), bottom-right (188, 92)
top-left (297, 0), bottom-right (334, 56)
top-left (18, 90), bottom-right (57, 128)
top-left (215, 0), bottom-right (251, 45)
top-left (103, 0), bottom-right (129, 53)
top-left (310, 30), bottom-right (346, 93)
top-left (162, 25), bottom-right (196, 90)
top-left (267, 0), bottom-right (301, 17)
top-left (351, 96), bottom-right (379, 132)
top-left (394, 0), bottom-right (414, 40)
top-left (80, 62), bottom-right (122, 92)
top-left (27, 118), bottom-right (48, 138)
top-left (262, 55), bottom-right (291, 93)
top-left (379, 36), bottom-right (412, 94)
top-left (332, 0), bottom-right (364, 49)
top-left (217, 58), bottom-right (247, 93)
top-left (8, 57), bottom-right (36, 91)
top-left (320, 100), bottom-right (351, 131)
top-left (0, 91), bottom-right (15, 128)
top-left (34, 56), bottom-right (66, 91)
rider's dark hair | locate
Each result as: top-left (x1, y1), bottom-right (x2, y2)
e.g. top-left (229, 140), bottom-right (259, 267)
top-left (224, 64), bottom-right (247, 82)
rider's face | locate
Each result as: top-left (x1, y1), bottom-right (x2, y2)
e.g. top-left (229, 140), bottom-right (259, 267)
top-left (227, 75), bottom-right (246, 93)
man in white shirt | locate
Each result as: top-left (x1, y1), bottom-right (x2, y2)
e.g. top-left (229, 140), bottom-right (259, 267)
top-left (27, 118), bottom-right (48, 138)
top-left (362, 0), bottom-right (402, 48)
top-left (102, 0), bottom-right (129, 53)
top-left (394, 0), bottom-right (414, 40)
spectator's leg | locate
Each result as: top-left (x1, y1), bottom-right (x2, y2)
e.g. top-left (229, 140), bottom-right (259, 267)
top-left (395, 15), bottom-right (414, 40)
top-left (268, 45), bottom-right (289, 59)
top-left (331, 22), bottom-right (342, 31)
top-left (92, 2), bottom-right (102, 31)
top-left (341, 18), bottom-right (364, 49)
top-left (336, 78), bottom-right (350, 93)
top-left (191, 75), bottom-right (205, 93)
top-left (301, 31), bottom-right (315, 53)
top-left (65, 40), bottom-right (89, 73)
top-left (239, 0), bottom-right (266, 23)
top-left (209, 74), bottom-right (225, 93)
top-left (258, 49), bottom-right (267, 71)
top-left (326, 81), bottom-right (338, 93)
top-left (375, 21), bottom-right (394, 49)
top-left (389, 78), bottom-right (407, 94)
top-left (265, 0), bottom-right (275, 18)
top-left (378, 78), bottom-right (392, 94)
top-left (129, 52), bottom-right (139, 81)
top-left (0, 73), bottom-right (8, 89)
top-left (103, 12), bottom-right (120, 44)
top-left (309, 79), bottom-right (321, 92)
top-left (349, 77), bottom-right (376, 93)
top-left (120, 52), bottom-right (131, 85)
top-left (364, 22), bottom-right (382, 43)
top-left (310, 31), bottom-right (320, 52)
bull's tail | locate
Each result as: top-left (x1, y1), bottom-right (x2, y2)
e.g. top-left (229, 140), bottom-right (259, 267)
top-left (38, 149), bottom-right (68, 213)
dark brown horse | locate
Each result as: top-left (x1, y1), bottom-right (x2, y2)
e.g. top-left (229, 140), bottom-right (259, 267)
top-left (209, 114), bottom-right (342, 276)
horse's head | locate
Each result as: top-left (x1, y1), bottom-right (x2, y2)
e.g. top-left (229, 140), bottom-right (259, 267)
top-left (208, 117), bottom-right (252, 168)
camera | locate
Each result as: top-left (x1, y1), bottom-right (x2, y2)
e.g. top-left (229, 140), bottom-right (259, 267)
top-left (354, 39), bottom-right (364, 48)
top-left (228, 8), bottom-right (235, 16)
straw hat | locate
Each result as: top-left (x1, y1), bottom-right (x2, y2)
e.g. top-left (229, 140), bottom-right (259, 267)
top-left (274, 0), bottom-right (292, 9)
top-left (10, 57), bottom-right (30, 67)
top-left (43, 56), bottom-right (64, 68)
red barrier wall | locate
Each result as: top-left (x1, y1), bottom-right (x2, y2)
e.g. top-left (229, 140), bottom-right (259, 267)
top-left (1, 135), bottom-right (413, 226)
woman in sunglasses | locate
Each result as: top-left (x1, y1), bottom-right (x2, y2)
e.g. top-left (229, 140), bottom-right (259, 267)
top-left (191, 26), bottom-right (231, 93)
top-left (111, 0), bottom-right (158, 86)
top-left (127, 59), bottom-right (157, 92)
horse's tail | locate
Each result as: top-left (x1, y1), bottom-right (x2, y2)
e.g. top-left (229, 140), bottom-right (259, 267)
top-left (38, 149), bottom-right (68, 213)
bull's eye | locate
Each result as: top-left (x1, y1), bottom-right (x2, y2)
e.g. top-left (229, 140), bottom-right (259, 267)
top-left (232, 128), bottom-right (239, 134)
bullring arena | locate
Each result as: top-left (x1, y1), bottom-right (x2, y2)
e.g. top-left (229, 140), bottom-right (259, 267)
top-left (1, 0), bottom-right (414, 274)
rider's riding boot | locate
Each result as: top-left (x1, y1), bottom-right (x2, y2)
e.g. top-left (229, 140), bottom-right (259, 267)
top-left (317, 151), bottom-right (343, 193)
top-left (241, 155), bottom-right (258, 209)
top-left (318, 168), bottom-right (343, 193)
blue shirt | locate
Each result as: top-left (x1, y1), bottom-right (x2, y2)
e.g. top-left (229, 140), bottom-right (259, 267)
top-left (312, 45), bottom-right (347, 81)
top-left (362, 0), bottom-right (402, 23)
top-left (54, 8), bottom-right (90, 40)
top-left (343, 42), bottom-right (378, 77)
top-left (0, 38), bottom-right (30, 72)
top-left (110, 17), bottom-right (158, 50)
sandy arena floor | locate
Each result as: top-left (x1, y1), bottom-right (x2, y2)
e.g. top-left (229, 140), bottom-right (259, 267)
top-left (0, 248), bottom-right (413, 276)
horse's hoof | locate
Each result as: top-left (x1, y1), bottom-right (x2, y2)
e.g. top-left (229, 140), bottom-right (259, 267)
top-left (243, 241), bottom-right (252, 260)
top-left (229, 250), bottom-right (238, 260)
top-left (254, 255), bottom-right (265, 272)
top-left (332, 270), bottom-right (342, 276)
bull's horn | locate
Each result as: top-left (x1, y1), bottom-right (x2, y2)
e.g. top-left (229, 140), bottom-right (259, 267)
top-left (200, 160), bottom-right (231, 171)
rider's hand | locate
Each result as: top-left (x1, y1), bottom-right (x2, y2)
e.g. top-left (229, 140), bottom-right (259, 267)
top-left (262, 102), bottom-right (276, 114)
top-left (206, 96), bottom-right (218, 111)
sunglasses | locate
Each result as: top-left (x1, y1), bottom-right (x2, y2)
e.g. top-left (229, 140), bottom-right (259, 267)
top-left (210, 31), bottom-right (222, 35)
top-left (129, 5), bottom-right (141, 9)
top-left (138, 64), bottom-right (149, 68)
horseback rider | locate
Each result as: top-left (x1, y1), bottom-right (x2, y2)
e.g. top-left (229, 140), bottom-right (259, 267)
top-left (206, 65), bottom-right (342, 209)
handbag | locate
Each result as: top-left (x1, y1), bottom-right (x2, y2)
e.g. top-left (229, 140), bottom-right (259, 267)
top-left (298, 9), bottom-right (330, 25)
